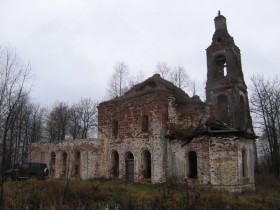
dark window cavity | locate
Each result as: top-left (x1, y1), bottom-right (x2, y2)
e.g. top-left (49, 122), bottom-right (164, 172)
top-left (62, 152), bottom-right (68, 177)
top-left (142, 150), bottom-right (151, 179)
top-left (242, 149), bottom-right (248, 178)
top-left (188, 151), bottom-right (198, 179)
top-left (50, 151), bottom-right (56, 177)
top-left (142, 116), bottom-right (149, 133)
top-left (111, 150), bottom-right (119, 178)
top-left (74, 151), bottom-right (81, 177)
top-left (125, 152), bottom-right (134, 182)
top-left (112, 120), bottom-right (118, 137)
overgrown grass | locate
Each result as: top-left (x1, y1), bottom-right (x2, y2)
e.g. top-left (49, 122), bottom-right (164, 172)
top-left (3, 175), bottom-right (280, 209)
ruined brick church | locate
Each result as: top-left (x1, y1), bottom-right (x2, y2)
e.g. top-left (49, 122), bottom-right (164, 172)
top-left (29, 12), bottom-right (256, 192)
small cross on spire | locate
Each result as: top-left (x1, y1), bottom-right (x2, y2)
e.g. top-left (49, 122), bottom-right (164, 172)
top-left (218, 10), bottom-right (221, 16)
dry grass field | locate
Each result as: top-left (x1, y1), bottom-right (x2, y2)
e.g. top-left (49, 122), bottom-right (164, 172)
top-left (3, 174), bottom-right (280, 209)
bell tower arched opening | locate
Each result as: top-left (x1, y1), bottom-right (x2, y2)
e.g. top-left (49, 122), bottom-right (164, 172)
top-left (215, 55), bottom-right (227, 77)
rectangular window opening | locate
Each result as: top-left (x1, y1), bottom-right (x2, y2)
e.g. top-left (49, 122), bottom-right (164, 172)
top-left (113, 120), bottom-right (119, 137)
top-left (142, 116), bottom-right (149, 133)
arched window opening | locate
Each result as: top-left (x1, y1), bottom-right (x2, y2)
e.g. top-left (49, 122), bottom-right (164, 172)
top-left (62, 152), bottom-right (68, 177)
top-left (74, 151), bottom-right (81, 177)
top-left (142, 150), bottom-right (151, 179)
top-left (50, 151), bottom-right (56, 177)
top-left (125, 152), bottom-right (134, 182)
top-left (142, 116), bottom-right (149, 133)
top-left (242, 149), bottom-right (248, 178)
top-left (188, 151), bottom-right (197, 179)
top-left (215, 55), bottom-right (227, 77)
top-left (112, 120), bottom-right (119, 137)
top-left (111, 151), bottom-right (119, 178)
top-left (217, 95), bottom-right (230, 124)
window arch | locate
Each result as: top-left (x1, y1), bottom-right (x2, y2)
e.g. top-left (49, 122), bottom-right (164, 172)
top-left (50, 151), bottom-right (56, 177)
top-left (74, 151), bottom-right (81, 178)
top-left (141, 150), bottom-right (151, 179)
top-left (111, 150), bottom-right (119, 178)
top-left (217, 95), bottom-right (230, 124)
top-left (241, 149), bottom-right (248, 178)
top-left (188, 151), bottom-right (198, 179)
top-left (62, 152), bottom-right (68, 178)
top-left (125, 152), bottom-right (134, 182)
top-left (215, 55), bottom-right (227, 77)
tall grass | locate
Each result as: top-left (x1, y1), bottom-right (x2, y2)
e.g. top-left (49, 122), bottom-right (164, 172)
top-left (3, 175), bottom-right (280, 209)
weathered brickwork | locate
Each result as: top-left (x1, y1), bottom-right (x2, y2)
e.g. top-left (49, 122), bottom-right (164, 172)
top-left (98, 90), bottom-right (170, 183)
top-left (28, 139), bottom-right (103, 179)
top-left (28, 12), bottom-right (256, 192)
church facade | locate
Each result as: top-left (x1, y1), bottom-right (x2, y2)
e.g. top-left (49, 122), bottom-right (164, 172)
top-left (29, 13), bottom-right (256, 192)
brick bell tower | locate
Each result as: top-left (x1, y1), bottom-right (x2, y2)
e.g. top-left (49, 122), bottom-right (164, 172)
top-left (206, 11), bottom-right (253, 132)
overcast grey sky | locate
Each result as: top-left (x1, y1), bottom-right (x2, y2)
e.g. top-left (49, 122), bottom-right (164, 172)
top-left (1, 0), bottom-right (279, 106)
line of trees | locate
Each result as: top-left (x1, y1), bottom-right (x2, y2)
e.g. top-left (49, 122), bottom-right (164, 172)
top-left (107, 61), bottom-right (202, 99)
top-left (156, 62), bottom-right (201, 96)
top-left (46, 99), bottom-right (98, 141)
top-left (0, 46), bottom-right (99, 209)
top-left (0, 46), bottom-right (33, 208)
top-left (0, 47), bottom-right (99, 209)
top-left (250, 74), bottom-right (280, 177)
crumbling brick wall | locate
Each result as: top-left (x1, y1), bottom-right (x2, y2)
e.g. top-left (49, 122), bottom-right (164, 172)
top-left (27, 72), bottom-right (255, 192)
top-left (98, 91), bottom-right (170, 183)
top-left (28, 139), bottom-right (102, 179)
top-left (209, 136), bottom-right (255, 192)
top-left (167, 136), bottom-right (210, 184)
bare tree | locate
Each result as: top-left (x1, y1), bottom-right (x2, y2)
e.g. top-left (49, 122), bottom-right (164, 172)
top-left (0, 46), bottom-right (31, 210)
top-left (107, 61), bottom-right (129, 98)
top-left (46, 102), bottom-right (70, 141)
top-left (250, 74), bottom-right (280, 177)
top-left (156, 63), bottom-right (201, 96)
top-left (29, 103), bottom-right (45, 143)
top-left (68, 106), bottom-right (82, 139)
top-left (155, 62), bottom-right (171, 79)
top-left (69, 98), bottom-right (98, 139)
top-left (188, 79), bottom-right (205, 98)
top-left (169, 65), bottom-right (191, 91)
top-left (128, 70), bottom-right (145, 88)
top-left (189, 80), bottom-right (198, 96)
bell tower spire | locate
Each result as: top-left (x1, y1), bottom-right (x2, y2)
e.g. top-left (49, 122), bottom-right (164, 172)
top-left (206, 12), bottom-right (253, 132)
